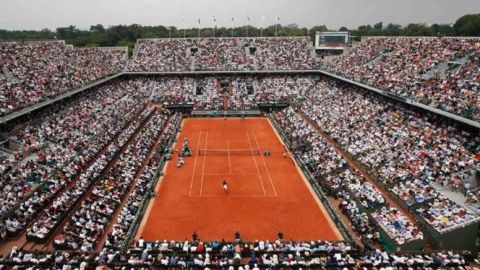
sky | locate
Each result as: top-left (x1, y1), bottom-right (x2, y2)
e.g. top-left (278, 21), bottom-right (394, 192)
top-left (0, 0), bottom-right (479, 31)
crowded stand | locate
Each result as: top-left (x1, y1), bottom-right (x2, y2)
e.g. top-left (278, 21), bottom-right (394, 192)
top-left (337, 190), bottom-right (380, 247)
top-left (195, 38), bottom-right (254, 71)
top-left (0, 41), bottom-right (126, 116)
top-left (105, 113), bottom-right (181, 249)
top-left (1, 80), bottom-right (149, 238)
top-left (274, 107), bottom-right (347, 177)
top-left (254, 37), bottom-right (315, 70)
top-left (322, 37), bottom-right (480, 120)
top-left (148, 77), bottom-right (196, 104)
top-left (417, 195), bottom-right (478, 233)
top-left (127, 37), bottom-right (315, 72)
top-left (1, 33), bottom-right (480, 268)
top-left (274, 107), bottom-right (422, 246)
top-left (299, 77), bottom-right (480, 234)
top-left (194, 77), bottom-right (223, 110)
top-left (3, 241), bottom-right (473, 269)
top-left (253, 75), bottom-right (317, 103)
top-left (128, 39), bottom-right (192, 71)
top-left (25, 104), bottom-right (155, 243)
top-left (371, 207), bottom-right (423, 245)
top-left (52, 109), bottom-right (175, 251)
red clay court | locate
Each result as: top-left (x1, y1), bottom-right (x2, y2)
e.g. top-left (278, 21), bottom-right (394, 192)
top-left (137, 117), bottom-right (342, 241)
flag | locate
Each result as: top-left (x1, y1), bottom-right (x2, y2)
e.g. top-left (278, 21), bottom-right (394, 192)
top-left (213, 16), bottom-right (216, 23)
top-left (231, 17), bottom-right (234, 22)
top-left (276, 15), bottom-right (280, 21)
top-left (247, 14), bottom-right (250, 21)
top-left (198, 18), bottom-right (201, 25)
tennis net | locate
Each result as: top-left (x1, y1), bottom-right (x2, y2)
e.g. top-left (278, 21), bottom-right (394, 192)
top-left (197, 148), bottom-right (261, 156)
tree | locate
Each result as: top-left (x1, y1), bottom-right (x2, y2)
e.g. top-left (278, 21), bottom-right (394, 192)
top-left (454, 14), bottom-right (480, 36)
top-left (384, 23), bottom-right (402, 36)
top-left (90, 24), bottom-right (105, 32)
top-left (339, 26), bottom-right (348, 31)
top-left (404, 23), bottom-right (433, 36)
top-left (374, 22), bottom-right (383, 30)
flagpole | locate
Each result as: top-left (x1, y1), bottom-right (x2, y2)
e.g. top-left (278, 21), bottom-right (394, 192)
top-left (182, 18), bottom-right (186, 38)
top-left (261, 16), bottom-right (265, 37)
top-left (231, 17), bottom-right (234, 37)
top-left (198, 19), bottom-right (201, 38)
top-left (212, 17), bottom-right (216, 37)
top-left (275, 16), bottom-right (278, 37)
top-left (246, 15), bottom-right (249, 37)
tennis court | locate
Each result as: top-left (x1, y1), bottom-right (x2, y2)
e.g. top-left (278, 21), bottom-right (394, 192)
top-left (137, 117), bottom-right (342, 241)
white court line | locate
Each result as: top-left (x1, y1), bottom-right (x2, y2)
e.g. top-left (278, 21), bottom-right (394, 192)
top-left (189, 194), bottom-right (277, 198)
top-left (227, 140), bottom-right (232, 174)
top-left (202, 173), bottom-right (259, 176)
top-left (246, 132), bottom-right (267, 196)
top-left (189, 131), bottom-right (202, 197)
top-left (199, 131), bottom-right (209, 196)
top-left (252, 131), bottom-right (278, 197)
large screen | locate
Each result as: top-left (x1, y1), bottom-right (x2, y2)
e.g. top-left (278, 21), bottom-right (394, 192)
top-left (316, 32), bottom-right (349, 49)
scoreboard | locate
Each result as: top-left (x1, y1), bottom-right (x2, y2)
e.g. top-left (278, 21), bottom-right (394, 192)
top-left (315, 31), bottom-right (350, 50)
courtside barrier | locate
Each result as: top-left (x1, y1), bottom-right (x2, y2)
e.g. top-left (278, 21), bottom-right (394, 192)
top-left (121, 115), bottom-right (182, 250)
top-left (267, 114), bottom-right (353, 242)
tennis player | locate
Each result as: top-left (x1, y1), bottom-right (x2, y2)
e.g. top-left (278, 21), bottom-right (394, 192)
top-left (222, 180), bottom-right (228, 193)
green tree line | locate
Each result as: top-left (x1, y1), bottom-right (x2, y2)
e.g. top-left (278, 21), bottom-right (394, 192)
top-left (0, 13), bottom-right (478, 52)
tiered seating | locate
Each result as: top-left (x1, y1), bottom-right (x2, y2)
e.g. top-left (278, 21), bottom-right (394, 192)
top-left (274, 107), bottom-right (347, 177)
top-left (53, 110), bottom-right (171, 251)
top-left (0, 41), bottom-right (126, 116)
top-left (194, 77), bottom-right (222, 110)
top-left (274, 107), bottom-right (422, 246)
top-left (300, 77), bottom-right (480, 234)
top-left (105, 113), bottom-right (180, 248)
top-left (322, 37), bottom-right (480, 120)
top-left (127, 39), bottom-right (191, 71)
top-left (1, 80), bottom-right (147, 238)
top-left (5, 241), bottom-right (471, 269)
top-left (148, 77), bottom-right (195, 104)
top-left (195, 38), bottom-right (254, 71)
top-left (127, 37), bottom-right (315, 72)
top-left (26, 106), bottom-right (155, 242)
top-left (254, 37), bottom-right (315, 70)
top-left (253, 75), bottom-right (318, 103)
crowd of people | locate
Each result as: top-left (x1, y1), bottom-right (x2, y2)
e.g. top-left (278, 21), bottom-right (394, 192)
top-left (147, 75), bottom-right (314, 110)
top-left (371, 207), bottom-right (423, 245)
top-left (0, 39), bottom-right (479, 263)
top-left (299, 77), bottom-right (480, 235)
top-left (105, 113), bottom-right (181, 249)
top-left (127, 37), bottom-right (316, 72)
top-left (3, 240), bottom-right (473, 269)
top-left (25, 104), bottom-right (156, 243)
top-left (0, 41), bottom-right (126, 116)
top-left (128, 39), bottom-right (192, 72)
top-left (195, 38), bottom-right (255, 71)
top-left (274, 107), bottom-right (347, 177)
top-left (52, 109), bottom-right (174, 251)
top-left (254, 37), bottom-right (316, 70)
top-left (322, 37), bottom-right (480, 120)
top-left (1, 79), bottom-right (149, 239)
top-left (274, 107), bottom-right (423, 246)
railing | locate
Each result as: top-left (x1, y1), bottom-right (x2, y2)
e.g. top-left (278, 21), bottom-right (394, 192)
top-left (267, 114), bottom-right (353, 242)
top-left (121, 115), bottom-right (182, 251)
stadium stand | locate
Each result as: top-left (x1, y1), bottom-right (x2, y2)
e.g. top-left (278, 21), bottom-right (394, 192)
top-left (3, 241), bottom-right (473, 269)
top-left (127, 37), bottom-right (316, 72)
top-left (0, 41), bottom-right (127, 117)
top-left (321, 37), bottom-right (480, 121)
top-left (0, 35), bottom-right (480, 268)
